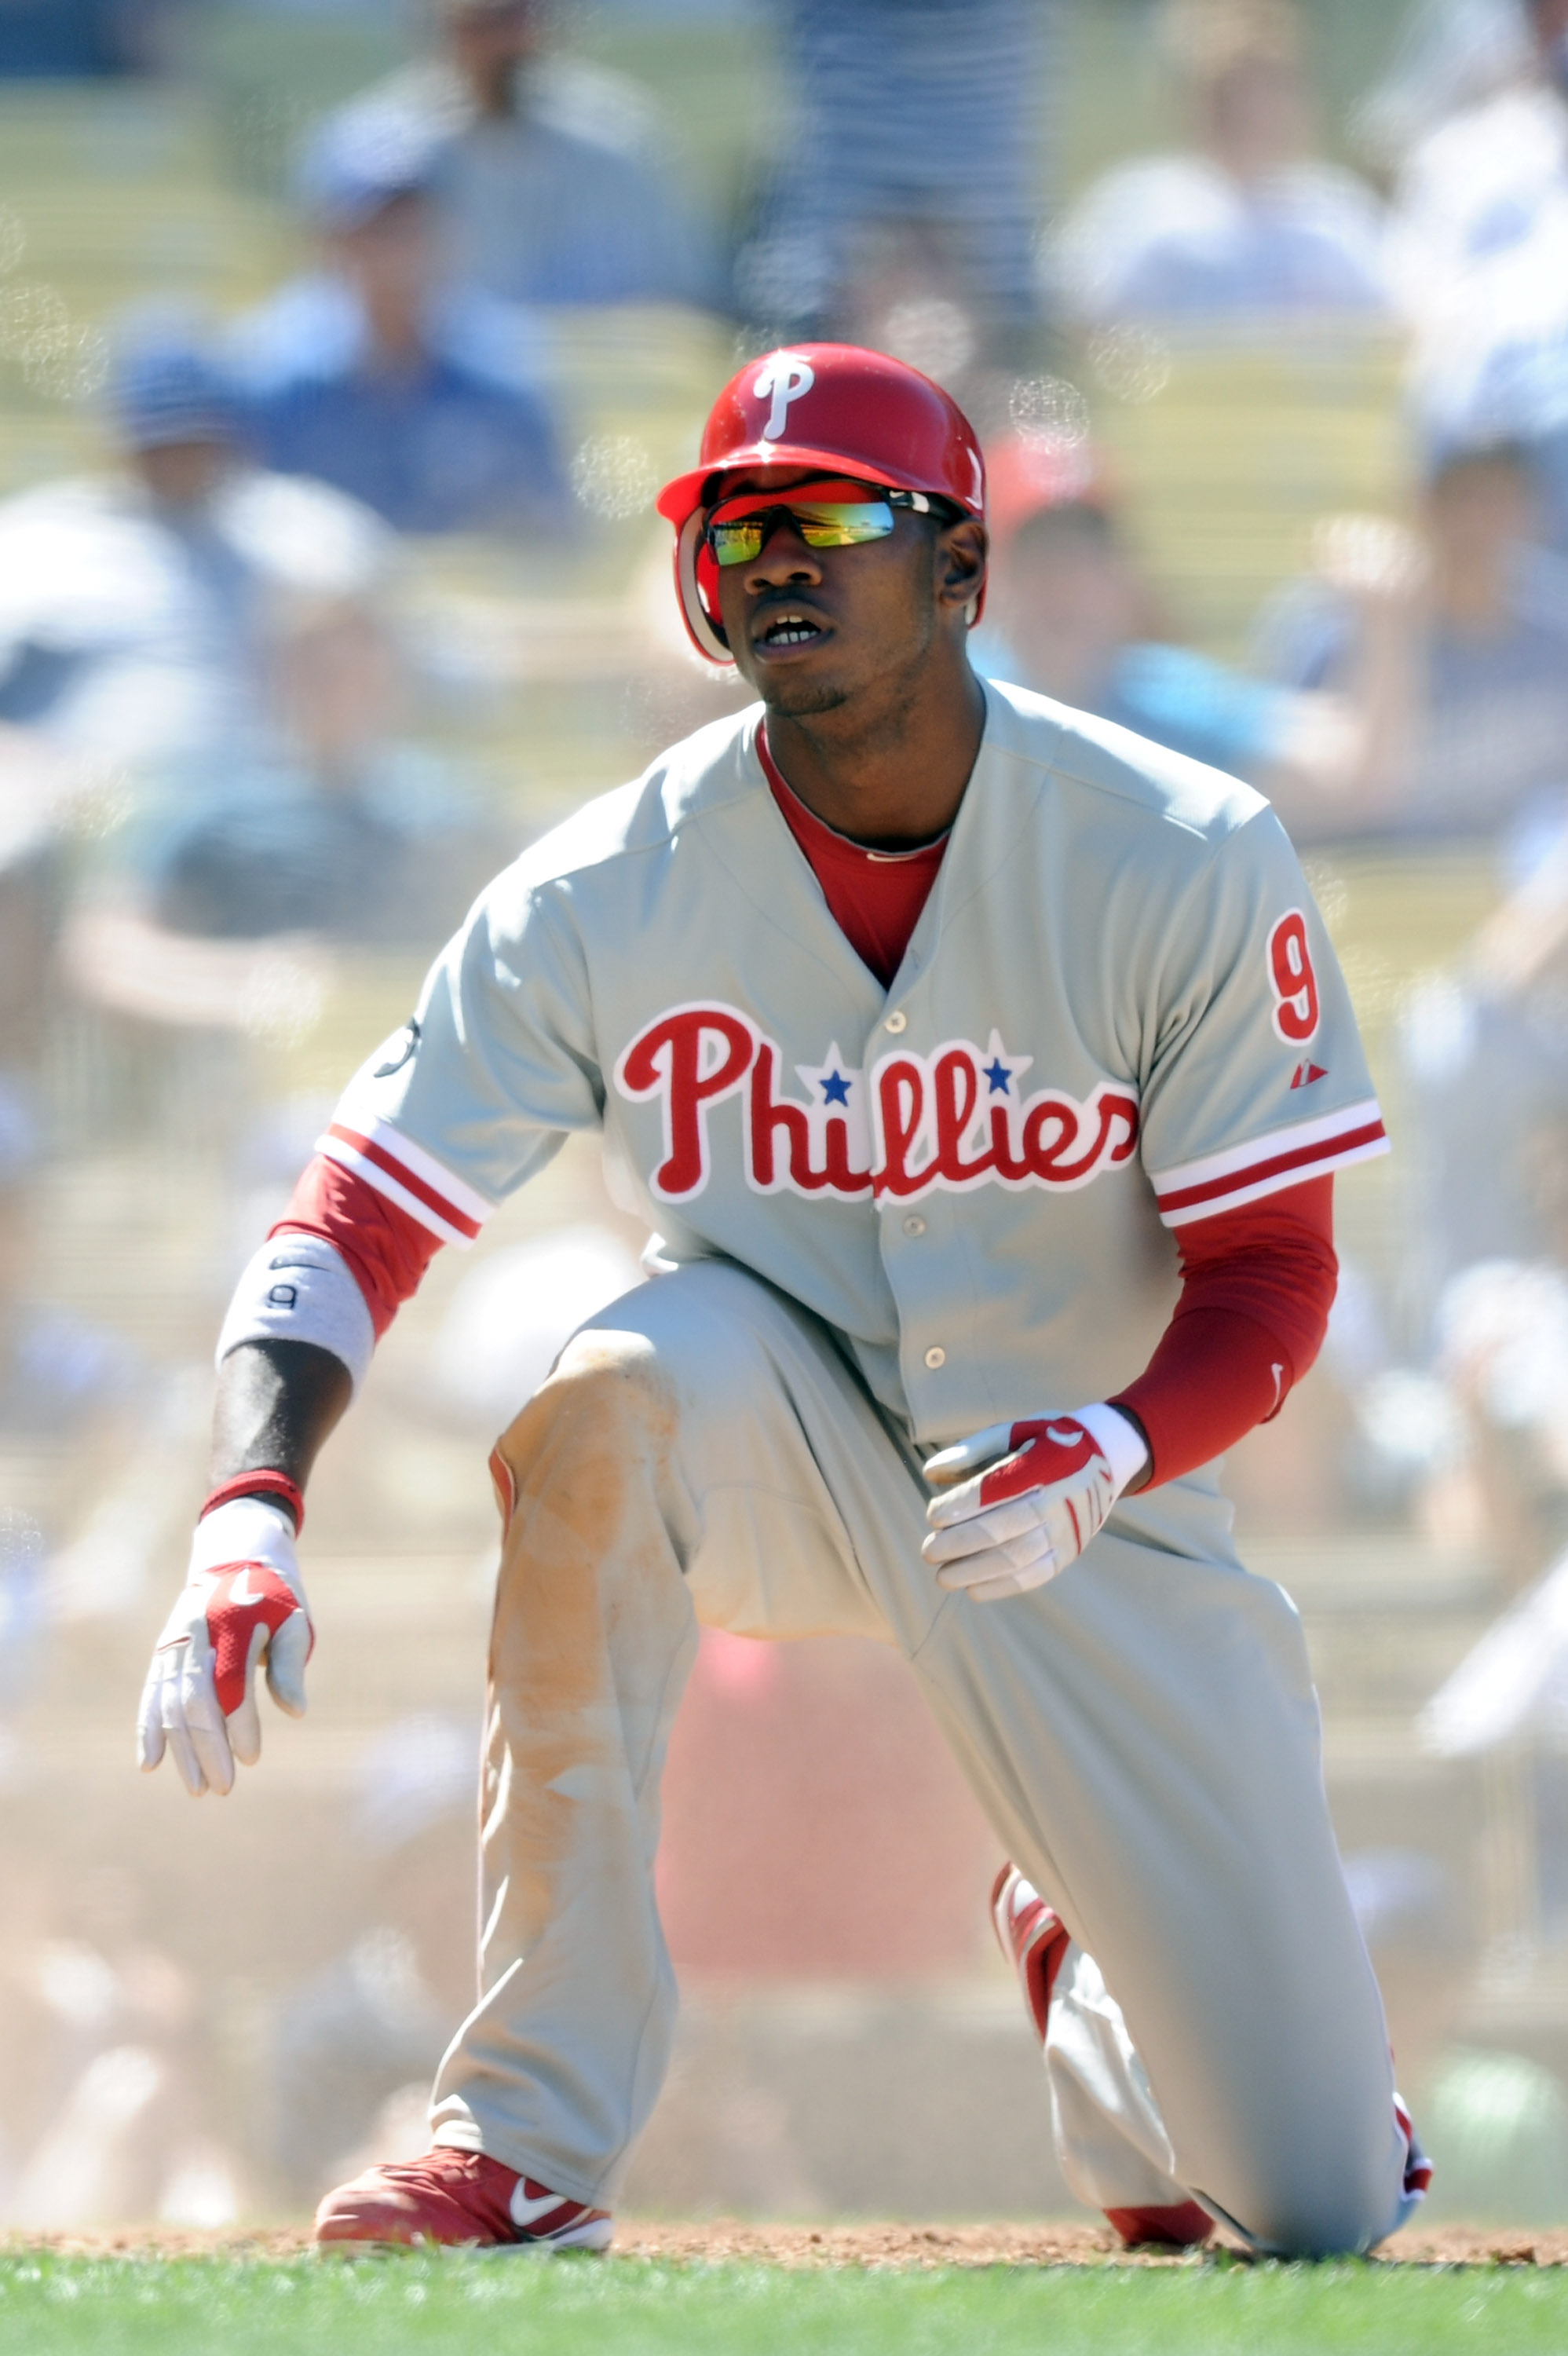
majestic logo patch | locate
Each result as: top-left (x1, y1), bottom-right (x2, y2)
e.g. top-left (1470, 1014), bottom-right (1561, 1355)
top-left (753, 353), bottom-right (815, 442)
top-left (613, 1002), bottom-right (1139, 1206)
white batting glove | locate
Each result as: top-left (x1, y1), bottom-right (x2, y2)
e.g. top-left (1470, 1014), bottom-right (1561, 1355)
top-left (137, 1495), bottom-right (313, 1797)
top-left (922, 1403), bottom-right (1148, 1602)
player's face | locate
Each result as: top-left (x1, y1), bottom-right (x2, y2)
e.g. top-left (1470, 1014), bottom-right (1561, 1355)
top-left (712, 468), bottom-right (983, 718)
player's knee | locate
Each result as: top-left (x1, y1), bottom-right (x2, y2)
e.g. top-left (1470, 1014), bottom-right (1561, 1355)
top-left (486, 1329), bottom-right (693, 1689)
top-left (491, 1329), bottom-right (678, 1512)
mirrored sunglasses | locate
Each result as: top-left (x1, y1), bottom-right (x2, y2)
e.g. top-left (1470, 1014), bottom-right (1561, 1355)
top-left (704, 479), bottom-right (934, 567)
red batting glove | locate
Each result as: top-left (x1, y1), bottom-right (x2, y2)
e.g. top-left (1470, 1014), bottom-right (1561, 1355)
top-left (137, 1496), bottom-right (313, 1796)
top-left (922, 1403), bottom-right (1148, 1601)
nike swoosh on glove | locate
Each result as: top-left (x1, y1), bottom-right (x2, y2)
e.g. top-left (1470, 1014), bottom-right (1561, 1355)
top-left (922, 1403), bottom-right (1149, 1602)
top-left (138, 1494), bottom-right (313, 1796)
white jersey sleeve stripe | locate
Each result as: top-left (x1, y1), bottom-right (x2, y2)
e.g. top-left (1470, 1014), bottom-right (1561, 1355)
top-left (1151, 1099), bottom-right (1384, 1197)
top-left (1160, 1135), bottom-right (1391, 1227)
top-left (320, 1122), bottom-right (488, 1249)
top-left (1153, 1101), bottom-right (1388, 1228)
top-left (325, 1106), bottom-right (496, 1227)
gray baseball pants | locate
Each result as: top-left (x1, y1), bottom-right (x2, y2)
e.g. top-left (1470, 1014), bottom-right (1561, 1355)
top-left (428, 1259), bottom-right (1412, 2255)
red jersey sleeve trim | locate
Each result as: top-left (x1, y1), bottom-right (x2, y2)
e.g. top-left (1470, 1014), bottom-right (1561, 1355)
top-left (1150, 1101), bottom-right (1386, 1227)
top-left (272, 1154), bottom-right (444, 1339)
top-left (319, 1114), bottom-right (490, 1248)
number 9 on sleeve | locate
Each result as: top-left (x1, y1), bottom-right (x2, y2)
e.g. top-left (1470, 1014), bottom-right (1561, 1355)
top-left (1267, 909), bottom-right (1320, 1044)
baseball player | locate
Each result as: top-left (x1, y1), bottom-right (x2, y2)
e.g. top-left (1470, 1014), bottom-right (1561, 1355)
top-left (139, 344), bottom-right (1430, 2255)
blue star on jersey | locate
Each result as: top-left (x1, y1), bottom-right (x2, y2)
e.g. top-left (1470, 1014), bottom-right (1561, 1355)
top-left (616, 1009), bottom-right (1140, 1205)
top-left (976, 1032), bottom-right (1033, 1104)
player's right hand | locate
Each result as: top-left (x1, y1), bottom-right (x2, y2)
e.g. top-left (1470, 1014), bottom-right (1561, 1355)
top-left (922, 1404), bottom-right (1147, 1601)
top-left (138, 1495), bottom-right (313, 1797)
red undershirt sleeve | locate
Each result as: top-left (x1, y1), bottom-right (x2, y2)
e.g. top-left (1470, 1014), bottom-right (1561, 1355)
top-left (272, 1154), bottom-right (443, 1341)
top-left (1108, 1175), bottom-right (1337, 1489)
top-left (265, 1146), bottom-right (1336, 1483)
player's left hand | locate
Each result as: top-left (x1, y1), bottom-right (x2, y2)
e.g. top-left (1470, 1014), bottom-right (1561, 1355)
top-left (138, 1495), bottom-right (313, 1797)
top-left (922, 1405), bottom-right (1148, 1602)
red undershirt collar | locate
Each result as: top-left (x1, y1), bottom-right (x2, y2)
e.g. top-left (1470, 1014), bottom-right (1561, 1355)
top-left (755, 722), bottom-right (952, 862)
top-left (755, 721), bottom-right (949, 988)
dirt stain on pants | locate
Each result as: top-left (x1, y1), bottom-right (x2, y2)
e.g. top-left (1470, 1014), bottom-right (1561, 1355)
top-left (429, 1332), bottom-right (700, 2194)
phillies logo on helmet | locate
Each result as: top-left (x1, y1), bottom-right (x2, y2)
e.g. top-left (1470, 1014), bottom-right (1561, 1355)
top-left (753, 353), bottom-right (816, 442)
top-left (656, 343), bottom-right (989, 665)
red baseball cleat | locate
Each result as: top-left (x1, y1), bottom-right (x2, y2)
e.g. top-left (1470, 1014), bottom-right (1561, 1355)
top-left (1102, 2201), bottom-right (1215, 2249)
top-left (314, 2146), bottom-right (612, 2251)
top-left (989, 1862), bottom-right (1213, 2254)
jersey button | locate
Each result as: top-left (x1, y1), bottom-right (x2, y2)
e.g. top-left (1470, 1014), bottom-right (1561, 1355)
top-left (923, 1345), bottom-right (946, 1370)
top-left (903, 1214), bottom-right (927, 1237)
top-left (884, 1009), bottom-right (908, 1033)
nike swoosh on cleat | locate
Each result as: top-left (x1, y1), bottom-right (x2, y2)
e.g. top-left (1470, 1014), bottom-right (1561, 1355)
top-left (512, 2186), bottom-right (576, 2229)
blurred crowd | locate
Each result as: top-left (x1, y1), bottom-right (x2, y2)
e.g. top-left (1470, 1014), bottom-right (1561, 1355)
top-left (9, 0), bottom-right (1568, 2226)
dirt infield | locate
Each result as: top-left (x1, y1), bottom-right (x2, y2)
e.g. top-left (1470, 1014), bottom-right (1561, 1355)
top-left (5, 2222), bottom-right (1566, 2268)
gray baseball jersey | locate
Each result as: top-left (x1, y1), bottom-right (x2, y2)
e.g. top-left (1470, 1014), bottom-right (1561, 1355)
top-left (320, 675), bottom-right (1385, 1560)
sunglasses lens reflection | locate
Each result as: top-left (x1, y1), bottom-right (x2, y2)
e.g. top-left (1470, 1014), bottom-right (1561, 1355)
top-left (707, 501), bottom-right (896, 565)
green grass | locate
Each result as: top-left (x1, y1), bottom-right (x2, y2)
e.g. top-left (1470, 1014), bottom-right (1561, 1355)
top-left (2, 2252), bottom-right (1566, 2356)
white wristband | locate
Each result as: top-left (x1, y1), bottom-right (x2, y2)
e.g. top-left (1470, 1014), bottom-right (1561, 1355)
top-left (1075, 1400), bottom-right (1150, 1494)
top-left (216, 1235), bottom-right (375, 1396)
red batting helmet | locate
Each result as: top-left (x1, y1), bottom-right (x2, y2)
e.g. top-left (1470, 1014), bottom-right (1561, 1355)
top-left (656, 342), bottom-right (987, 664)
